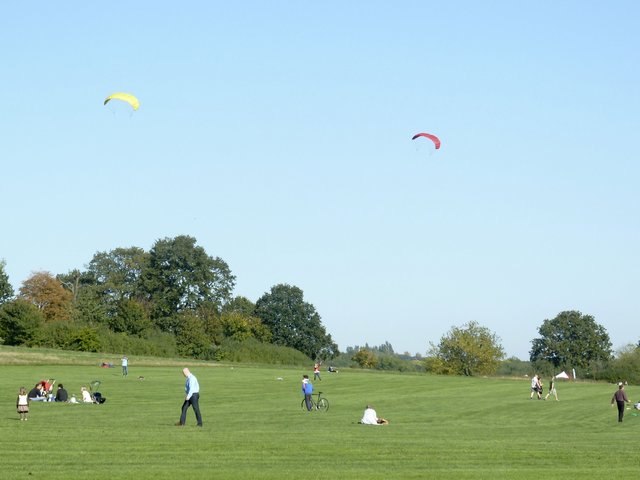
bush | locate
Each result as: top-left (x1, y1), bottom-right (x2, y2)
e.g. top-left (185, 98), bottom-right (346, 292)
top-left (214, 338), bottom-right (310, 365)
top-left (67, 326), bottom-right (101, 352)
top-left (599, 345), bottom-right (640, 384)
top-left (375, 354), bottom-right (425, 372)
top-left (496, 357), bottom-right (532, 377)
top-left (98, 329), bottom-right (177, 357)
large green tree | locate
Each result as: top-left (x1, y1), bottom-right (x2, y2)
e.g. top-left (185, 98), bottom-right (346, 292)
top-left (0, 260), bottom-right (14, 305)
top-left (529, 310), bottom-right (612, 370)
top-left (86, 247), bottom-right (150, 311)
top-left (142, 236), bottom-right (236, 327)
top-left (254, 284), bottom-right (338, 360)
top-left (426, 321), bottom-right (505, 376)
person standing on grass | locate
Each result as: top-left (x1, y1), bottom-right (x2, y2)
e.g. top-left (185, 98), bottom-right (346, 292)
top-left (313, 363), bottom-right (322, 381)
top-left (177, 368), bottom-right (202, 427)
top-left (545, 377), bottom-right (558, 401)
top-left (17, 387), bottom-right (29, 421)
top-left (530, 375), bottom-right (542, 400)
top-left (611, 382), bottom-right (631, 422)
top-left (121, 355), bottom-right (128, 376)
top-left (302, 374), bottom-right (313, 411)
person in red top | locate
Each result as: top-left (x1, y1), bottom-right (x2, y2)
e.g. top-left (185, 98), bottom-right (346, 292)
top-left (611, 382), bottom-right (631, 422)
top-left (39, 379), bottom-right (55, 394)
top-left (313, 363), bottom-right (321, 381)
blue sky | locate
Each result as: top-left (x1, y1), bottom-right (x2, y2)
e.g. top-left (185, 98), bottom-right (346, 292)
top-left (2, 2), bottom-right (639, 359)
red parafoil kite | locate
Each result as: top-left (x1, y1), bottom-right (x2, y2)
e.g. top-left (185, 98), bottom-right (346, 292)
top-left (411, 132), bottom-right (441, 149)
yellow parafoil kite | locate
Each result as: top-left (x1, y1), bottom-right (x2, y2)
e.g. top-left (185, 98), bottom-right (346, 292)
top-left (103, 92), bottom-right (140, 111)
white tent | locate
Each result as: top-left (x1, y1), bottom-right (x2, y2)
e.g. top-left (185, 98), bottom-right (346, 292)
top-left (555, 371), bottom-right (570, 379)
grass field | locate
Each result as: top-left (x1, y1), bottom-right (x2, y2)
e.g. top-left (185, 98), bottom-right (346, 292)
top-left (1, 348), bottom-right (638, 479)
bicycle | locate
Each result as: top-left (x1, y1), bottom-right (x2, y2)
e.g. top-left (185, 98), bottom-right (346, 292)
top-left (301, 391), bottom-right (329, 412)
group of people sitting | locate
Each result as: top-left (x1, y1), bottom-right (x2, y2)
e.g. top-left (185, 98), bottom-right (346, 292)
top-left (28, 379), bottom-right (96, 403)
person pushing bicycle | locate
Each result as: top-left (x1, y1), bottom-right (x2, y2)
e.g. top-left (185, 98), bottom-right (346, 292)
top-left (302, 375), bottom-right (313, 411)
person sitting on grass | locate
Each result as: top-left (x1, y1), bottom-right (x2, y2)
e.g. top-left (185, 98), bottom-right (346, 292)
top-left (81, 386), bottom-right (93, 403)
top-left (28, 384), bottom-right (46, 401)
top-left (359, 405), bottom-right (389, 425)
top-left (55, 384), bottom-right (69, 402)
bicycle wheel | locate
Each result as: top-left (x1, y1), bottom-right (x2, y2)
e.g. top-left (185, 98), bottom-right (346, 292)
top-left (316, 397), bottom-right (329, 412)
top-left (301, 398), bottom-right (314, 411)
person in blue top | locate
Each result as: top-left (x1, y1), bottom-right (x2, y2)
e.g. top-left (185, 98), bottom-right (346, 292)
top-left (177, 368), bottom-right (203, 427)
top-left (302, 374), bottom-right (313, 411)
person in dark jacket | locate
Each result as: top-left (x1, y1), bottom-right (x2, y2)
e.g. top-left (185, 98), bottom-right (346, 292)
top-left (28, 384), bottom-right (45, 401)
top-left (55, 384), bottom-right (69, 402)
top-left (611, 382), bottom-right (631, 422)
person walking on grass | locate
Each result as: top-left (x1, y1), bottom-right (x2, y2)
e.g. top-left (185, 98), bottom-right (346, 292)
top-left (545, 377), bottom-right (558, 401)
top-left (17, 387), bottom-right (29, 421)
top-left (302, 375), bottom-right (313, 411)
top-left (313, 363), bottom-right (322, 381)
top-left (530, 375), bottom-right (542, 400)
top-left (177, 368), bottom-right (202, 427)
top-left (611, 382), bottom-right (631, 423)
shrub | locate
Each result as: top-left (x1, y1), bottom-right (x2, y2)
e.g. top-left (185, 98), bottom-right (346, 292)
top-left (214, 338), bottom-right (310, 365)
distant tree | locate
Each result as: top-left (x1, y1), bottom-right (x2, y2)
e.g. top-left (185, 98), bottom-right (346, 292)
top-left (497, 357), bottom-right (531, 377)
top-left (65, 326), bottom-right (101, 352)
top-left (19, 271), bottom-right (73, 323)
top-left (175, 313), bottom-right (211, 358)
top-left (0, 299), bottom-right (45, 346)
top-left (352, 348), bottom-right (378, 368)
top-left (86, 247), bottom-right (149, 313)
top-left (219, 311), bottom-right (272, 343)
top-left (427, 321), bottom-right (505, 376)
top-left (142, 236), bottom-right (236, 324)
top-left (196, 301), bottom-right (224, 345)
top-left (109, 299), bottom-right (152, 336)
top-left (529, 311), bottom-right (612, 370)
top-left (69, 287), bottom-right (110, 325)
top-left (0, 260), bottom-right (14, 305)
top-left (601, 344), bottom-right (640, 384)
top-left (222, 296), bottom-right (256, 317)
top-left (56, 269), bottom-right (88, 305)
top-left (375, 341), bottom-right (395, 355)
top-left (254, 284), bottom-right (338, 360)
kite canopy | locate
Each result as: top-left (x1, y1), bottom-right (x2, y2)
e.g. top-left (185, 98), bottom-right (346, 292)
top-left (411, 132), bottom-right (441, 149)
top-left (555, 371), bottom-right (570, 379)
top-left (104, 92), bottom-right (140, 111)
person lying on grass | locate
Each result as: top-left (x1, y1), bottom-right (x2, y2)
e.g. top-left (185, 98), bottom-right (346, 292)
top-left (359, 405), bottom-right (389, 425)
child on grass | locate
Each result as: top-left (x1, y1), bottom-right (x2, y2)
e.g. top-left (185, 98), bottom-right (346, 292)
top-left (17, 387), bottom-right (29, 421)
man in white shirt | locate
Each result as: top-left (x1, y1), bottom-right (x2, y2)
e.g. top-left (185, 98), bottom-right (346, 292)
top-left (530, 375), bottom-right (542, 399)
top-left (121, 356), bottom-right (128, 377)
top-left (360, 405), bottom-right (388, 425)
top-left (177, 368), bottom-right (203, 427)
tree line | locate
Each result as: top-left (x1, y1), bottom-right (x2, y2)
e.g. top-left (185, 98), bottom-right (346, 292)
top-left (0, 236), bottom-right (336, 362)
top-left (2, 242), bottom-right (639, 381)
top-left (341, 314), bottom-right (639, 382)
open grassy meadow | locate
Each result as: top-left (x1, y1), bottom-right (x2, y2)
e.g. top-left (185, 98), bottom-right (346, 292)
top-left (1, 347), bottom-right (638, 479)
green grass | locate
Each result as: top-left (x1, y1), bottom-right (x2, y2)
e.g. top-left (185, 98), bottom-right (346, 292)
top-left (1, 347), bottom-right (638, 479)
